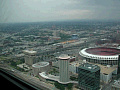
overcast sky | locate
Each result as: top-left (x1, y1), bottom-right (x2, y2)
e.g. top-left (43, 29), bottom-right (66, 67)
top-left (0, 0), bottom-right (120, 23)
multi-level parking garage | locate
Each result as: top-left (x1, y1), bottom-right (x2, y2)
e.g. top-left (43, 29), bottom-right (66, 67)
top-left (79, 47), bottom-right (120, 65)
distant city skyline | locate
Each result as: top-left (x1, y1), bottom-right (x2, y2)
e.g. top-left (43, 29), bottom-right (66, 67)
top-left (0, 0), bottom-right (120, 23)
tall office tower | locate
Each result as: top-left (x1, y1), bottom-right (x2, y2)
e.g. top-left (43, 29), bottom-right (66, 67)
top-left (23, 50), bottom-right (37, 66)
top-left (58, 54), bottom-right (70, 83)
top-left (78, 63), bottom-right (100, 90)
top-left (117, 55), bottom-right (120, 78)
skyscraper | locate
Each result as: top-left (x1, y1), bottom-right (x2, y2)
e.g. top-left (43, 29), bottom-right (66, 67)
top-left (78, 63), bottom-right (100, 90)
top-left (58, 54), bottom-right (70, 83)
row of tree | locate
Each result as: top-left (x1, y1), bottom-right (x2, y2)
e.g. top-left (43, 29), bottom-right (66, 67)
top-left (54, 81), bottom-right (73, 90)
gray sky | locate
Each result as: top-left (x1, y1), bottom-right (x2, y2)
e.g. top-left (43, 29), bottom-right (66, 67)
top-left (0, 0), bottom-right (120, 23)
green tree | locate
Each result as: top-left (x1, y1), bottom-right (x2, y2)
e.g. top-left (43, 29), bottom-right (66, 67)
top-left (67, 83), bottom-right (73, 90)
top-left (11, 61), bottom-right (17, 67)
top-left (54, 81), bottom-right (65, 90)
top-left (59, 33), bottom-right (71, 40)
top-left (16, 66), bottom-right (24, 72)
top-left (21, 58), bottom-right (25, 63)
top-left (70, 76), bottom-right (78, 81)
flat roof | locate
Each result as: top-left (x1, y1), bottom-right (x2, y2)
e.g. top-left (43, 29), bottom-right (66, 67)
top-left (79, 63), bottom-right (100, 72)
top-left (23, 50), bottom-right (37, 54)
top-left (39, 72), bottom-right (78, 84)
top-left (70, 61), bottom-right (81, 67)
top-left (95, 64), bottom-right (117, 74)
top-left (89, 62), bottom-right (117, 74)
top-left (32, 62), bottom-right (49, 68)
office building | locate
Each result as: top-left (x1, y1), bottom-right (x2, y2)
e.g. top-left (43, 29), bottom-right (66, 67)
top-left (23, 50), bottom-right (37, 66)
top-left (69, 61), bottom-right (81, 74)
top-left (78, 63), bottom-right (100, 90)
top-left (99, 64), bottom-right (117, 83)
top-left (58, 54), bottom-right (70, 83)
top-left (117, 55), bottom-right (120, 78)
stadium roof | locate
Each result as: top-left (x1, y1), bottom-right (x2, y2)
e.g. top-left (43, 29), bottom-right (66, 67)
top-left (79, 47), bottom-right (120, 60)
top-left (86, 47), bottom-right (120, 56)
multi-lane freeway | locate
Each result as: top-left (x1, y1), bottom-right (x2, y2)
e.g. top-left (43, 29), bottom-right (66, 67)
top-left (0, 64), bottom-right (57, 90)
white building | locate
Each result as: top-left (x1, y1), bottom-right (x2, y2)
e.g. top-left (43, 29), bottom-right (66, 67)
top-left (99, 65), bottom-right (117, 83)
top-left (69, 61), bottom-right (81, 74)
top-left (32, 62), bottom-right (49, 76)
top-left (52, 61), bottom-right (59, 67)
top-left (23, 50), bottom-right (37, 66)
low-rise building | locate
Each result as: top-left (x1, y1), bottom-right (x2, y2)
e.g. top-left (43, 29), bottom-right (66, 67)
top-left (112, 80), bottom-right (120, 90)
top-left (52, 61), bottom-right (59, 67)
top-left (69, 61), bottom-right (81, 74)
top-left (32, 62), bottom-right (49, 76)
top-left (89, 63), bottom-right (118, 83)
top-left (99, 65), bottom-right (117, 83)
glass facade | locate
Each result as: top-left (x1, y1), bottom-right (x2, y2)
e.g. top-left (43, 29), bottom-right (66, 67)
top-left (78, 64), bottom-right (100, 90)
top-left (117, 55), bottom-right (120, 78)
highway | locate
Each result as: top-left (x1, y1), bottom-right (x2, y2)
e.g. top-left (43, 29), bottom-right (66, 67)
top-left (0, 64), bottom-right (56, 90)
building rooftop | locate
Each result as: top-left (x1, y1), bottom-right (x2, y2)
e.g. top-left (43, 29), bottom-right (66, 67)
top-left (23, 50), bottom-right (37, 55)
top-left (32, 62), bottom-right (49, 68)
top-left (15, 54), bottom-right (24, 57)
top-left (23, 50), bottom-right (37, 54)
top-left (79, 63), bottom-right (100, 72)
top-left (89, 62), bottom-right (117, 74)
top-left (95, 64), bottom-right (117, 74)
top-left (70, 61), bottom-right (81, 67)
top-left (39, 72), bottom-right (78, 84)
top-left (112, 80), bottom-right (120, 88)
top-left (59, 54), bottom-right (70, 60)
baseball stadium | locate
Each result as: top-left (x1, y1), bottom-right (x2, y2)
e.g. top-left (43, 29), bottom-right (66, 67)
top-left (79, 47), bottom-right (120, 65)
